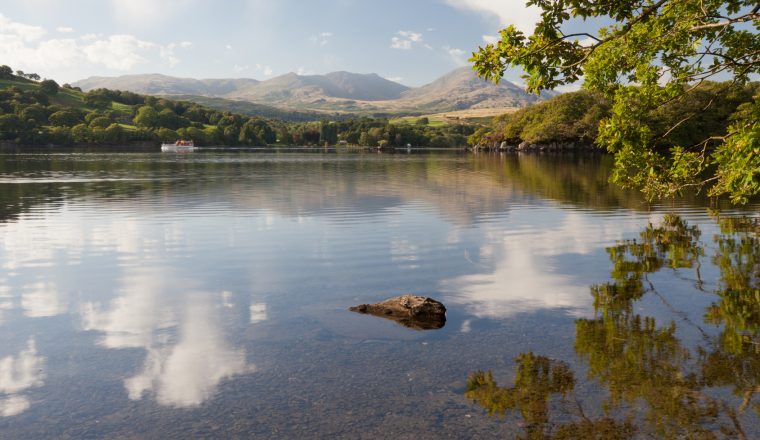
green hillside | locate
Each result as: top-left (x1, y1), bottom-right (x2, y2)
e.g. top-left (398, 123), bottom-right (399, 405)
top-left (166, 94), bottom-right (348, 122)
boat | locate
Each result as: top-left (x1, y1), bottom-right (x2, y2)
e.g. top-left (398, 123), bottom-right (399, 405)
top-left (161, 139), bottom-right (196, 152)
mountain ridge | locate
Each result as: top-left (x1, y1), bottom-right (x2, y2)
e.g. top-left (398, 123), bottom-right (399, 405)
top-left (73, 67), bottom-right (551, 114)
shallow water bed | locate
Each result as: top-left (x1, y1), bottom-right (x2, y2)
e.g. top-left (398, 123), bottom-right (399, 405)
top-left (0, 151), bottom-right (757, 438)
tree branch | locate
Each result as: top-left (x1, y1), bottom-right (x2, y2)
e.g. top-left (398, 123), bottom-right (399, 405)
top-left (690, 10), bottom-right (760, 32)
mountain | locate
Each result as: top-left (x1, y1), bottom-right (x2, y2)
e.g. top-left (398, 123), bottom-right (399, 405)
top-left (234, 71), bottom-right (409, 102)
top-left (397, 67), bottom-right (550, 110)
top-left (73, 68), bottom-right (551, 114)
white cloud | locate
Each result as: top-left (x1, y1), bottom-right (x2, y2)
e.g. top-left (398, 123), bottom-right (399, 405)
top-left (296, 66), bottom-right (313, 76)
top-left (0, 14), bottom-right (46, 41)
top-left (310, 31), bottom-right (333, 46)
top-left (160, 41), bottom-right (193, 68)
top-left (384, 76), bottom-right (404, 83)
top-left (83, 34), bottom-right (154, 70)
top-left (56, 26), bottom-right (74, 34)
top-left (399, 30), bottom-right (422, 42)
top-left (444, 0), bottom-right (541, 35)
top-left (390, 30), bottom-right (425, 50)
top-left (0, 15), bottom-right (158, 75)
top-left (0, 36), bottom-right (83, 71)
top-left (391, 37), bottom-right (412, 50)
top-left (482, 34), bottom-right (499, 44)
top-left (553, 83), bottom-right (582, 93)
top-left (255, 63), bottom-right (274, 76)
top-left (443, 45), bottom-right (468, 66)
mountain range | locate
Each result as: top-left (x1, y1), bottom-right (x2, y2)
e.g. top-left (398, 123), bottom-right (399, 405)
top-left (74, 67), bottom-right (552, 115)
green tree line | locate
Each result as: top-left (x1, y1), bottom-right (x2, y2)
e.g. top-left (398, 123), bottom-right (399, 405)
top-left (469, 82), bottom-right (758, 150)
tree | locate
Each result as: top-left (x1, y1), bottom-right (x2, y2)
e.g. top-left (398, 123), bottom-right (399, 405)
top-left (103, 123), bottom-right (125, 144)
top-left (0, 65), bottom-right (13, 79)
top-left (20, 105), bottom-right (49, 125)
top-left (71, 124), bottom-right (90, 143)
top-left (88, 116), bottom-right (112, 129)
top-left (133, 105), bottom-right (160, 128)
top-left (48, 109), bottom-right (83, 127)
top-left (471, 0), bottom-right (760, 204)
top-left (39, 79), bottom-right (60, 95)
top-left (84, 90), bottom-right (113, 109)
top-left (0, 114), bottom-right (23, 139)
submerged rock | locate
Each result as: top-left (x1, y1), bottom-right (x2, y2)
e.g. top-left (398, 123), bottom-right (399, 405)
top-left (349, 295), bottom-right (446, 330)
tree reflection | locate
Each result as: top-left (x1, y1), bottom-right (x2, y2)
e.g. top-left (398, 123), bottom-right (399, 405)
top-left (466, 214), bottom-right (760, 439)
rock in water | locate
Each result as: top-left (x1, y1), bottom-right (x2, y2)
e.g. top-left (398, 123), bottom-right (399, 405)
top-left (349, 295), bottom-right (446, 330)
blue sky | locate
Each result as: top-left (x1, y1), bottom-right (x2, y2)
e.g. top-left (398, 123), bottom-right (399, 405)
top-left (0, 0), bottom-right (548, 86)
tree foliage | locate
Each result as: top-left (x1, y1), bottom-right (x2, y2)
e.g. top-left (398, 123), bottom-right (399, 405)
top-left (39, 79), bottom-right (59, 96)
top-left (471, 0), bottom-right (760, 203)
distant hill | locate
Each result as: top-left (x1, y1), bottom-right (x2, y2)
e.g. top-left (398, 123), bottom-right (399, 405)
top-left (232, 71), bottom-right (410, 103)
top-left (74, 74), bottom-right (260, 97)
top-left (74, 67), bottom-right (551, 114)
top-left (167, 95), bottom-right (353, 122)
top-left (397, 67), bottom-right (552, 110)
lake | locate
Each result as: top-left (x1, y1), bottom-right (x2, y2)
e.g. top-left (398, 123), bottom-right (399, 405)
top-left (0, 150), bottom-right (758, 439)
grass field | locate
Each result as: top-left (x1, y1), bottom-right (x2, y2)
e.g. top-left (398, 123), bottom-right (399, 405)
top-left (390, 107), bottom-right (518, 126)
top-left (1, 77), bottom-right (132, 116)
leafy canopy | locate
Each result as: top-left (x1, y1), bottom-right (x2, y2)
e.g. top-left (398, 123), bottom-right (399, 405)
top-left (471, 0), bottom-right (760, 203)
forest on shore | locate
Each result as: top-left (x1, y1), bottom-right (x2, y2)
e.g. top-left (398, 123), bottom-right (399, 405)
top-left (468, 82), bottom-right (759, 150)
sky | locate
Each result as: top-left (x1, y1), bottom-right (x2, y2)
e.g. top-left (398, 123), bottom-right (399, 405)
top-left (0, 0), bottom-right (551, 86)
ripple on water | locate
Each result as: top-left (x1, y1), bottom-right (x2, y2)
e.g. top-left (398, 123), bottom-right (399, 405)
top-left (0, 151), bottom-right (758, 438)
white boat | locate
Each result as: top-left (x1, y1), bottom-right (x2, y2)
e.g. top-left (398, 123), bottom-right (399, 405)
top-left (161, 140), bottom-right (196, 152)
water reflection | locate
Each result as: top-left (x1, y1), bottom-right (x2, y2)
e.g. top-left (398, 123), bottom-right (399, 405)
top-left (0, 338), bottom-right (45, 417)
top-left (0, 152), bottom-right (757, 437)
top-left (443, 211), bottom-right (654, 318)
top-left (125, 297), bottom-right (253, 408)
top-left (465, 215), bottom-right (760, 439)
top-left (81, 269), bottom-right (177, 349)
top-left (22, 281), bottom-right (66, 318)
top-left (81, 269), bottom-right (255, 408)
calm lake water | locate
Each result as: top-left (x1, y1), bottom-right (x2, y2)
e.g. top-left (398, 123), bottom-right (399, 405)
top-left (0, 150), bottom-right (758, 439)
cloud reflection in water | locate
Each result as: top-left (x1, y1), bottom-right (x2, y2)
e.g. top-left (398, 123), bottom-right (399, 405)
top-left (81, 271), bottom-right (255, 408)
top-left (125, 298), bottom-right (253, 407)
top-left (443, 210), bottom-right (653, 319)
top-left (0, 338), bottom-right (45, 417)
